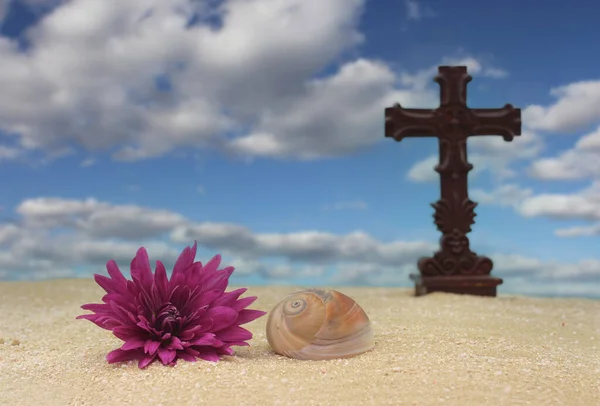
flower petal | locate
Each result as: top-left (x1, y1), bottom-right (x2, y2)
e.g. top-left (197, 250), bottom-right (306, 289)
top-left (236, 309), bottom-right (267, 325)
top-left (106, 260), bottom-right (128, 286)
top-left (197, 350), bottom-right (220, 362)
top-left (207, 306), bottom-right (238, 331)
top-left (137, 289), bottom-right (156, 313)
top-left (101, 292), bottom-right (133, 308)
top-left (167, 336), bottom-right (184, 351)
top-left (173, 242), bottom-right (198, 275)
top-left (201, 254), bottom-right (222, 275)
top-left (79, 303), bottom-right (109, 313)
top-left (144, 340), bottom-right (161, 355)
top-left (177, 351), bottom-right (197, 362)
top-left (157, 347), bottom-right (177, 365)
top-left (139, 354), bottom-right (156, 369)
top-left (191, 333), bottom-right (216, 346)
top-left (218, 346), bottom-right (235, 356)
top-left (121, 338), bottom-right (146, 351)
top-left (109, 300), bottom-right (137, 324)
top-left (76, 313), bottom-right (116, 330)
top-left (106, 348), bottom-right (141, 364)
top-left (222, 341), bottom-right (250, 348)
top-left (130, 247), bottom-right (153, 288)
top-left (113, 325), bottom-right (145, 340)
top-left (93, 274), bottom-right (121, 294)
top-left (154, 260), bottom-right (169, 300)
top-left (212, 288), bottom-right (247, 307)
top-left (201, 268), bottom-right (234, 292)
top-left (233, 295), bottom-right (259, 310)
top-left (184, 347), bottom-right (200, 356)
top-left (190, 289), bottom-right (225, 310)
top-left (178, 325), bottom-right (202, 341)
top-left (216, 325), bottom-right (253, 342)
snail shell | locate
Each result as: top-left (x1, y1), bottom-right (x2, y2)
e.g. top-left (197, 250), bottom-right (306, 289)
top-left (266, 288), bottom-right (374, 360)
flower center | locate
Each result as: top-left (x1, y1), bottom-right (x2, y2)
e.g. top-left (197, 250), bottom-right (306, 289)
top-left (155, 302), bottom-right (182, 334)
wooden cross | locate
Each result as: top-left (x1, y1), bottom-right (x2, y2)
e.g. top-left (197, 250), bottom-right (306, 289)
top-left (385, 66), bottom-right (521, 297)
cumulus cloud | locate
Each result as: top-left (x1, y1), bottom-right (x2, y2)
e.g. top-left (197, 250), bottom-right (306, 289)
top-left (518, 182), bottom-right (600, 222)
top-left (322, 200), bottom-right (368, 211)
top-left (529, 125), bottom-right (600, 180)
top-left (471, 184), bottom-right (534, 208)
top-left (0, 0), bottom-right (516, 164)
top-left (172, 225), bottom-right (435, 266)
top-left (224, 59), bottom-right (397, 160)
top-left (331, 253), bottom-right (600, 289)
top-left (0, 145), bottom-right (21, 160)
top-left (407, 129), bottom-right (543, 183)
top-left (0, 0), bottom-right (370, 162)
top-left (227, 258), bottom-right (326, 279)
top-left (17, 197), bottom-right (186, 238)
top-left (1, 196), bottom-right (598, 295)
top-left (404, 0), bottom-right (435, 21)
top-left (1, 196), bottom-right (435, 280)
top-left (407, 155), bottom-right (438, 182)
top-left (523, 80), bottom-right (600, 133)
top-left (398, 56), bottom-right (509, 91)
top-left (0, 1), bottom-right (7, 24)
top-left (471, 182), bottom-right (600, 238)
top-left (493, 254), bottom-right (600, 284)
top-left (80, 158), bottom-right (96, 167)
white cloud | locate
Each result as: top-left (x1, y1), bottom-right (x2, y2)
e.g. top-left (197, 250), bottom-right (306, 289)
top-left (517, 182), bottom-right (600, 221)
top-left (483, 67), bottom-right (508, 79)
top-left (332, 262), bottom-right (415, 286)
top-left (0, 145), bottom-right (21, 160)
top-left (322, 200), bottom-right (367, 211)
top-left (17, 197), bottom-right (186, 239)
top-left (398, 57), bottom-right (508, 91)
top-left (473, 182), bottom-right (600, 238)
top-left (0, 0), bottom-right (367, 161)
top-left (407, 155), bottom-right (438, 182)
top-left (0, 0), bottom-right (7, 25)
top-left (224, 59), bottom-right (397, 160)
top-left (523, 80), bottom-right (600, 133)
top-left (471, 184), bottom-right (534, 208)
top-left (529, 125), bottom-right (600, 180)
top-left (554, 224), bottom-right (600, 238)
top-left (0, 0), bottom-right (517, 163)
top-left (493, 254), bottom-right (600, 283)
top-left (226, 258), bottom-right (326, 279)
top-left (80, 158), bottom-right (96, 167)
top-left (331, 253), bottom-right (600, 292)
top-left (404, 0), bottom-right (435, 21)
top-left (173, 224), bottom-right (435, 266)
top-left (1, 196), bottom-right (598, 295)
top-left (1, 197), bottom-right (435, 280)
top-left (407, 129), bottom-right (543, 183)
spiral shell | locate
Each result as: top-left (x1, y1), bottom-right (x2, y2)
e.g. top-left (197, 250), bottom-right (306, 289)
top-left (265, 288), bottom-right (374, 360)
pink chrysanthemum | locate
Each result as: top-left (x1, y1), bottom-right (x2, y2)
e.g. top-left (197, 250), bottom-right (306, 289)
top-left (77, 242), bottom-right (266, 369)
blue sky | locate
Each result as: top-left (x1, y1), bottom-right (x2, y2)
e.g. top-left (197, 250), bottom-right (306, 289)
top-left (0, 0), bottom-right (599, 299)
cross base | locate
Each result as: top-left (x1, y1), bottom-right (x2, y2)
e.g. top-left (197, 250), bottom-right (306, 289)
top-left (409, 274), bottom-right (503, 297)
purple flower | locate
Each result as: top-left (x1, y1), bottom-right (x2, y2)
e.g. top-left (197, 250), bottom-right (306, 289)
top-left (77, 242), bottom-right (266, 368)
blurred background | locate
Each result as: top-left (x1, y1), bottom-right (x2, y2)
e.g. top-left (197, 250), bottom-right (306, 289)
top-left (0, 0), bottom-right (598, 298)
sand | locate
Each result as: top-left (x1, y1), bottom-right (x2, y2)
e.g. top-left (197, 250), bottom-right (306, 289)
top-left (0, 280), bottom-right (599, 406)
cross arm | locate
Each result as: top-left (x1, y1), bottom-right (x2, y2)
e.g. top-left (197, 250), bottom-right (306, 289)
top-left (385, 103), bottom-right (438, 141)
top-left (470, 104), bottom-right (522, 141)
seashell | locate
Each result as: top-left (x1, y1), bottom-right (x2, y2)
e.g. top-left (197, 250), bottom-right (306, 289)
top-left (265, 288), bottom-right (374, 360)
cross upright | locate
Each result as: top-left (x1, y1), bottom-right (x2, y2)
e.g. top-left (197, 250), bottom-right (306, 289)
top-left (385, 66), bottom-right (521, 297)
